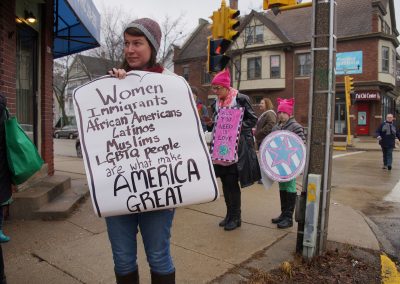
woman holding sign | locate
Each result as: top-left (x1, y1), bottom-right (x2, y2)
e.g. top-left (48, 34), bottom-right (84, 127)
top-left (107, 18), bottom-right (175, 284)
top-left (208, 69), bottom-right (261, 231)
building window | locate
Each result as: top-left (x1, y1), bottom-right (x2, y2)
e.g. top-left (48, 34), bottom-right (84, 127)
top-left (392, 49), bottom-right (396, 76)
top-left (245, 25), bottom-right (263, 45)
top-left (381, 19), bottom-right (391, 35)
top-left (201, 65), bottom-right (210, 84)
top-left (295, 53), bottom-right (311, 77)
top-left (183, 66), bottom-right (189, 81)
top-left (247, 57), bottom-right (262, 80)
top-left (234, 59), bottom-right (241, 80)
top-left (270, 55), bottom-right (281, 78)
top-left (382, 46), bottom-right (389, 73)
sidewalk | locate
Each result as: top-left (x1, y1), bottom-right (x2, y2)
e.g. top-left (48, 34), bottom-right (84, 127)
top-left (1, 154), bottom-right (380, 283)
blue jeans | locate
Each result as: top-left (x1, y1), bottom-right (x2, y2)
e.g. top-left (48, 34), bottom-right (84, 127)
top-left (105, 209), bottom-right (175, 276)
top-left (382, 147), bottom-right (393, 167)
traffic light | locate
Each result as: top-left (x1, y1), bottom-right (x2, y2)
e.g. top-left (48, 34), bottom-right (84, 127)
top-left (263, 0), bottom-right (297, 10)
top-left (344, 76), bottom-right (354, 95)
top-left (221, 3), bottom-right (240, 41)
top-left (344, 76), bottom-right (354, 106)
top-left (210, 10), bottom-right (224, 39)
top-left (207, 37), bottom-right (231, 73)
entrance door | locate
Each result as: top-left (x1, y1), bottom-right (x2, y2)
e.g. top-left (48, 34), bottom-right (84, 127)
top-left (16, 24), bottom-right (38, 145)
top-left (356, 103), bottom-right (369, 135)
top-left (334, 102), bottom-right (346, 134)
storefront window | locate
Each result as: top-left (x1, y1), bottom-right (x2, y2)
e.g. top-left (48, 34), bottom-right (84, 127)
top-left (16, 24), bottom-right (38, 144)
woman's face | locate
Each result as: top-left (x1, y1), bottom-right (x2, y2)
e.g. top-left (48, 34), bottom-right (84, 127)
top-left (211, 85), bottom-right (229, 100)
top-left (260, 100), bottom-right (266, 111)
top-left (278, 111), bottom-right (290, 123)
top-left (124, 33), bottom-right (152, 69)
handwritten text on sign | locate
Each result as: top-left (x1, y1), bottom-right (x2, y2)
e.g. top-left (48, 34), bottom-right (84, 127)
top-left (211, 107), bottom-right (244, 163)
top-left (73, 71), bottom-right (218, 217)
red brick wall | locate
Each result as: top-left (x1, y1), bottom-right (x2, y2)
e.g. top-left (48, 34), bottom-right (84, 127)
top-left (0, 0), bottom-right (17, 112)
top-left (175, 58), bottom-right (210, 104)
top-left (336, 38), bottom-right (379, 82)
top-left (41, 1), bottom-right (54, 175)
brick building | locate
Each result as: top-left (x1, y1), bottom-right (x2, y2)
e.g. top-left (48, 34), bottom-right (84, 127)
top-left (0, 0), bottom-right (100, 177)
top-left (174, 0), bottom-right (399, 137)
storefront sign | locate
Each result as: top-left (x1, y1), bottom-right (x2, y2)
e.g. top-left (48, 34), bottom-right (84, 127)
top-left (354, 91), bottom-right (380, 101)
top-left (73, 71), bottom-right (218, 217)
top-left (336, 51), bottom-right (363, 75)
top-left (211, 107), bottom-right (244, 165)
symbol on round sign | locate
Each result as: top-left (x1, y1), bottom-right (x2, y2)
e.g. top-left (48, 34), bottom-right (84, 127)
top-left (259, 130), bottom-right (306, 182)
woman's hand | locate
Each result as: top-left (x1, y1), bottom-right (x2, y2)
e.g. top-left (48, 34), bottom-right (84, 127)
top-left (108, 68), bottom-right (126, 79)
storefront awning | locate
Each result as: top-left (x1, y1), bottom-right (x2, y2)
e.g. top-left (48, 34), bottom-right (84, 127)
top-left (53, 0), bottom-right (101, 59)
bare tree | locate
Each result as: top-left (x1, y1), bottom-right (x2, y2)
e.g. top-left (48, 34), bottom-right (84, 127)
top-left (53, 55), bottom-right (75, 127)
top-left (88, 5), bottom-right (131, 66)
top-left (158, 14), bottom-right (188, 69)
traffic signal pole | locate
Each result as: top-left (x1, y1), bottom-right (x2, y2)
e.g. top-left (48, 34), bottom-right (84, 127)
top-left (297, 0), bottom-right (337, 256)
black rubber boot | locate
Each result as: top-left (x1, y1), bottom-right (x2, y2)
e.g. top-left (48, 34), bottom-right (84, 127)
top-left (224, 188), bottom-right (241, 231)
top-left (219, 185), bottom-right (231, 227)
top-left (151, 271), bottom-right (175, 284)
top-left (115, 269), bottom-right (139, 284)
top-left (277, 192), bottom-right (296, 229)
top-left (272, 190), bottom-right (286, 224)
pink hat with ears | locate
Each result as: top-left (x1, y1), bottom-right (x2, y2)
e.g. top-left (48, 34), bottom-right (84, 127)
top-left (211, 69), bottom-right (231, 89)
top-left (277, 98), bottom-right (295, 116)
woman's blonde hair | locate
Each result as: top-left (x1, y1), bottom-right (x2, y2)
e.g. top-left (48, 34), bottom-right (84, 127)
top-left (261, 97), bottom-right (273, 111)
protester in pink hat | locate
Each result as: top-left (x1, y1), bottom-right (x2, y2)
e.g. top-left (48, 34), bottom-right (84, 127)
top-left (270, 98), bottom-right (306, 229)
top-left (208, 69), bottom-right (261, 231)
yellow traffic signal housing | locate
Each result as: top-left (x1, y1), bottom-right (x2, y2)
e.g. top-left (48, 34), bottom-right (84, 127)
top-left (263, 0), bottom-right (298, 10)
top-left (344, 76), bottom-right (354, 94)
top-left (344, 76), bottom-right (355, 106)
top-left (210, 10), bottom-right (224, 39)
top-left (221, 2), bottom-right (240, 41)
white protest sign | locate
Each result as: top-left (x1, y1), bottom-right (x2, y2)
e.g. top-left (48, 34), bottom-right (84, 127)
top-left (73, 71), bottom-right (219, 217)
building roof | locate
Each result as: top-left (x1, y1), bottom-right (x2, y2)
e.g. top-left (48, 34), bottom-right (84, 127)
top-left (175, 19), bottom-right (210, 61)
top-left (265, 0), bottom-right (373, 43)
top-left (175, 0), bottom-right (397, 60)
top-left (76, 54), bottom-right (116, 76)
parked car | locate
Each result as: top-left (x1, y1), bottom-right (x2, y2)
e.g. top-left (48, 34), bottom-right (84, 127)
top-left (75, 137), bottom-right (82, 158)
top-left (53, 125), bottom-right (78, 139)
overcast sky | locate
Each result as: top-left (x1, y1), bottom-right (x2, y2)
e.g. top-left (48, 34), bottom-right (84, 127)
top-left (92, 0), bottom-right (400, 43)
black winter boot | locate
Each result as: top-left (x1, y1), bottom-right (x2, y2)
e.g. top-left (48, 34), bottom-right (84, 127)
top-left (151, 270), bottom-right (175, 284)
top-left (224, 188), bottom-right (241, 231)
top-left (272, 190), bottom-right (286, 224)
top-left (277, 192), bottom-right (297, 229)
top-left (115, 269), bottom-right (139, 284)
top-left (219, 185), bottom-right (232, 227)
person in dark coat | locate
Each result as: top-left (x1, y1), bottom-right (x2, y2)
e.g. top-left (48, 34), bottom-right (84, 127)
top-left (376, 113), bottom-right (400, 170)
top-left (208, 69), bottom-right (261, 231)
top-left (0, 92), bottom-right (11, 284)
top-left (271, 98), bottom-right (305, 229)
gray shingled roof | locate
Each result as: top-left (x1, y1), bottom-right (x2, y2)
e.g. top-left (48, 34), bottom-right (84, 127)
top-left (176, 0), bottom-right (393, 60)
top-left (176, 21), bottom-right (210, 61)
top-left (265, 0), bottom-right (373, 43)
top-left (77, 55), bottom-right (116, 76)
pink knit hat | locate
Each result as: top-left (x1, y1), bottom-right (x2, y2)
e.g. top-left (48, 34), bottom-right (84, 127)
top-left (211, 69), bottom-right (231, 89)
top-left (277, 98), bottom-right (295, 116)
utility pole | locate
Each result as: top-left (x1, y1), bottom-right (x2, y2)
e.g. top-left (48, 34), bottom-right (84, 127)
top-left (297, 0), bottom-right (337, 256)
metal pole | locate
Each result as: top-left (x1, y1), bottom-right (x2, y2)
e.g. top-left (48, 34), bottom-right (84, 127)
top-left (297, 0), bottom-right (337, 255)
